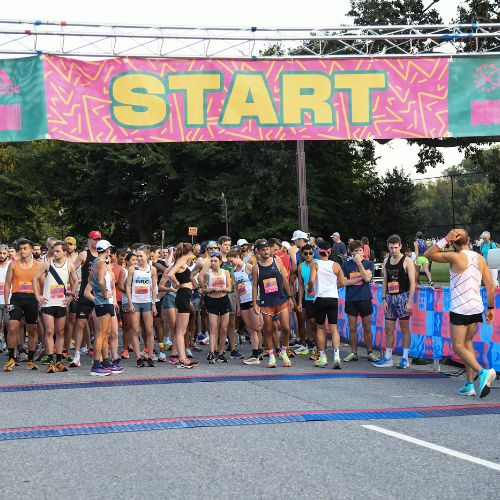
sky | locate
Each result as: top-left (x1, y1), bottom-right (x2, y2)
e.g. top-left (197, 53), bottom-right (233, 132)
top-left (2, 0), bottom-right (465, 179)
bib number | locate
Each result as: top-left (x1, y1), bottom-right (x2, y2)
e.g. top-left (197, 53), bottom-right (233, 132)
top-left (18, 281), bottom-right (33, 293)
top-left (350, 271), bottom-right (363, 286)
top-left (237, 282), bottom-right (247, 296)
top-left (263, 277), bottom-right (278, 294)
top-left (49, 284), bottom-right (65, 299)
top-left (388, 281), bottom-right (400, 294)
top-left (211, 277), bottom-right (225, 289)
top-left (134, 285), bottom-right (149, 295)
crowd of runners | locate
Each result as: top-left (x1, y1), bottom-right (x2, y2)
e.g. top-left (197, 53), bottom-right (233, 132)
top-left (0, 228), bottom-right (496, 398)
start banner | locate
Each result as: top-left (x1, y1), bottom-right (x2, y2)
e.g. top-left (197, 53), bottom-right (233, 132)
top-left (2, 55), bottom-right (500, 142)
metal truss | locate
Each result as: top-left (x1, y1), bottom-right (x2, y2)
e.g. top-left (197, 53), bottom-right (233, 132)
top-left (0, 19), bottom-right (499, 58)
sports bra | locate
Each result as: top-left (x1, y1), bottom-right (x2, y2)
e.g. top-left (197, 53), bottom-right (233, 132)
top-left (175, 267), bottom-right (191, 285)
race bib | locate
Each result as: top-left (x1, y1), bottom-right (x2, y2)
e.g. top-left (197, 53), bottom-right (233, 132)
top-left (388, 281), bottom-right (400, 294)
top-left (263, 277), bottom-right (278, 294)
top-left (0, 283), bottom-right (4, 295)
top-left (211, 277), bottom-right (226, 288)
top-left (350, 271), bottom-right (363, 286)
top-left (134, 285), bottom-right (149, 295)
top-left (237, 282), bottom-right (247, 296)
top-left (49, 284), bottom-right (65, 299)
top-left (18, 281), bottom-right (33, 293)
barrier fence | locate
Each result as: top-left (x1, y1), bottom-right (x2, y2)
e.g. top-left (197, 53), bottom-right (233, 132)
top-left (336, 284), bottom-right (500, 371)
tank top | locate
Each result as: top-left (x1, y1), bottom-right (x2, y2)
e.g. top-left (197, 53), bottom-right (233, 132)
top-left (12, 259), bottom-right (40, 296)
top-left (131, 265), bottom-right (153, 303)
top-left (385, 255), bottom-right (410, 295)
top-left (43, 259), bottom-right (70, 307)
top-left (416, 239), bottom-right (427, 257)
top-left (112, 263), bottom-right (122, 302)
top-left (233, 266), bottom-right (253, 304)
top-left (80, 250), bottom-right (98, 295)
top-left (0, 264), bottom-right (9, 305)
top-left (315, 260), bottom-right (339, 299)
top-left (300, 260), bottom-right (316, 301)
top-left (121, 268), bottom-right (129, 305)
top-left (257, 257), bottom-right (287, 307)
top-left (208, 269), bottom-right (227, 290)
top-left (450, 250), bottom-right (483, 315)
top-left (175, 266), bottom-right (191, 285)
top-left (91, 259), bottom-right (112, 306)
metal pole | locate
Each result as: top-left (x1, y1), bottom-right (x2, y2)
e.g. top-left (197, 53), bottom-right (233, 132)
top-left (221, 192), bottom-right (229, 235)
top-left (296, 140), bottom-right (309, 232)
top-left (450, 175), bottom-right (456, 228)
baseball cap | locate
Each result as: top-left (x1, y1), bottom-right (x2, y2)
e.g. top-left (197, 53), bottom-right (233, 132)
top-left (88, 230), bottom-right (102, 240)
top-left (330, 231), bottom-right (340, 238)
top-left (291, 230), bottom-right (309, 241)
top-left (96, 240), bottom-right (113, 252)
top-left (236, 238), bottom-right (249, 246)
top-left (64, 236), bottom-right (77, 245)
top-left (282, 241), bottom-right (291, 250)
top-left (255, 239), bottom-right (270, 250)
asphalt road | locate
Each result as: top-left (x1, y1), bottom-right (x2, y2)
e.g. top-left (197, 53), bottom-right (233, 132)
top-left (1, 343), bottom-right (498, 500)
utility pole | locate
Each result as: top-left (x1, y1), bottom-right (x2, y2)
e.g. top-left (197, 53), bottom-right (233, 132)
top-left (296, 140), bottom-right (309, 232)
top-left (221, 192), bottom-right (229, 236)
top-left (450, 175), bottom-right (456, 228)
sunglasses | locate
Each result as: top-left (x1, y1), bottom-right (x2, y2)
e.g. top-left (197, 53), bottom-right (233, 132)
top-left (302, 251), bottom-right (314, 256)
top-left (207, 246), bottom-right (219, 250)
top-left (211, 252), bottom-right (222, 258)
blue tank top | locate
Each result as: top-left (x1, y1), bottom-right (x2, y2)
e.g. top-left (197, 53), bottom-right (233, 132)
top-left (417, 239), bottom-right (427, 256)
top-left (91, 259), bottom-right (112, 305)
top-left (257, 257), bottom-right (287, 307)
top-left (300, 260), bottom-right (316, 301)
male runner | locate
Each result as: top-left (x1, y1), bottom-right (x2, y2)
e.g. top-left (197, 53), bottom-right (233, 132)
top-left (414, 231), bottom-right (433, 285)
top-left (3, 239), bottom-right (41, 371)
top-left (252, 239), bottom-right (294, 368)
top-left (33, 241), bottom-right (79, 373)
top-left (32, 243), bottom-right (42, 262)
top-left (64, 236), bottom-right (79, 356)
top-left (373, 235), bottom-right (416, 369)
top-left (342, 240), bottom-right (379, 363)
top-left (70, 230), bottom-right (100, 367)
top-left (425, 229), bottom-right (496, 397)
top-left (0, 244), bottom-right (11, 352)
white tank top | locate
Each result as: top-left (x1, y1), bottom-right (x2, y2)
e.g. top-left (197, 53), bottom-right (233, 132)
top-left (131, 265), bottom-right (152, 303)
top-left (209, 269), bottom-right (227, 290)
top-left (315, 260), bottom-right (338, 299)
top-left (450, 250), bottom-right (483, 315)
top-left (43, 260), bottom-right (70, 308)
top-left (121, 269), bottom-right (129, 305)
top-left (0, 264), bottom-right (9, 305)
top-left (233, 267), bottom-right (252, 304)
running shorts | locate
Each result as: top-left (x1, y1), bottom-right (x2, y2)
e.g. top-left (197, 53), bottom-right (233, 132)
top-left (9, 294), bottom-right (39, 324)
top-left (175, 288), bottom-right (192, 314)
top-left (450, 311), bottom-right (483, 326)
top-left (94, 304), bottom-right (115, 317)
top-left (41, 306), bottom-right (67, 319)
top-left (76, 297), bottom-right (94, 319)
top-left (313, 297), bottom-right (338, 325)
top-left (301, 299), bottom-right (316, 319)
top-left (132, 302), bottom-right (152, 313)
top-left (69, 301), bottom-right (78, 314)
top-left (205, 295), bottom-right (231, 316)
top-left (416, 256), bottom-right (429, 266)
top-left (261, 301), bottom-right (288, 317)
top-left (385, 292), bottom-right (411, 321)
top-left (345, 299), bottom-right (373, 318)
top-left (240, 301), bottom-right (253, 311)
top-left (162, 293), bottom-right (176, 310)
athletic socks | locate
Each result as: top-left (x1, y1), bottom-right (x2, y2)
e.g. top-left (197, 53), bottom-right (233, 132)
top-left (403, 348), bottom-right (409, 360)
top-left (385, 348), bottom-right (393, 360)
top-left (320, 350), bottom-right (325, 357)
top-left (28, 350), bottom-right (35, 361)
top-left (333, 348), bottom-right (339, 357)
top-left (56, 354), bottom-right (62, 363)
top-left (252, 349), bottom-right (259, 358)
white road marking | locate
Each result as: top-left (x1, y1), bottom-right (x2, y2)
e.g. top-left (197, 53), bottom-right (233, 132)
top-left (362, 424), bottom-right (500, 472)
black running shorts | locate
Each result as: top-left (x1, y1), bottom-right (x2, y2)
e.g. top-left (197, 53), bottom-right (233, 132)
top-left (175, 288), bottom-right (192, 314)
top-left (9, 294), bottom-right (39, 324)
top-left (450, 311), bottom-right (483, 326)
top-left (205, 295), bottom-right (231, 316)
top-left (41, 306), bottom-right (67, 319)
top-left (314, 297), bottom-right (338, 325)
top-left (345, 299), bottom-right (373, 318)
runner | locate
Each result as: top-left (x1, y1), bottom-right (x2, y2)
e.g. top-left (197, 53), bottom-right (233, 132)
top-left (252, 239), bottom-right (294, 368)
top-left (118, 252), bottom-right (137, 359)
top-left (0, 244), bottom-right (11, 353)
top-left (373, 235), bottom-right (416, 369)
top-left (237, 238), bottom-right (252, 264)
top-left (199, 251), bottom-right (232, 363)
top-left (414, 231), bottom-right (434, 285)
top-left (3, 239), bottom-right (41, 371)
top-left (228, 248), bottom-right (263, 365)
top-left (126, 246), bottom-right (158, 367)
top-left (63, 236), bottom-right (79, 357)
top-left (341, 240), bottom-right (379, 363)
top-left (425, 229), bottom-right (496, 398)
top-left (33, 241), bottom-right (79, 373)
top-left (159, 259), bottom-right (178, 361)
top-left (70, 230), bottom-right (100, 368)
top-left (88, 239), bottom-right (115, 376)
top-left (167, 243), bottom-right (198, 369)
top-left (32, 243), bottom-right (42, 262)
top-left (307, 240), bottom-right (346, 369)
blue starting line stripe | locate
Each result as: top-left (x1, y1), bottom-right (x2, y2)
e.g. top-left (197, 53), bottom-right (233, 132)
top-left (0, 403), bottom-right (498, 442)
top-left (0, 371), bottom-right (448, 393)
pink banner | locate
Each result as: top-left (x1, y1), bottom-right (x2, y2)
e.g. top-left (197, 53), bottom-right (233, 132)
top-left (44, 55), bottom-right (449, 143)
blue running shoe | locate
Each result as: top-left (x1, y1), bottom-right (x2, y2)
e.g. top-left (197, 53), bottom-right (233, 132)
top-left (372, 356), bottom-right (394, 368)
top-left (397, 358), bottom-right (410, 369)
top-left (458, 383), bottom-right (476, 396)
top-left (478, 368), bottom-right (497, 398)
top-left (90, 366), bottom-right (111, 377)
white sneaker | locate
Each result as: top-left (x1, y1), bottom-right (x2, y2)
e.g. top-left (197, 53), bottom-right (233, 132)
top-left (70, 351), bottom-right (81, 367)
top-left (294, 344), bottom-right (310, 355)
top-left (80, 346), bottom-right (88, 354)
top-left (151, 353), bottom-right (158, 362)
top-left (186, 348), bottom-right (193, 358)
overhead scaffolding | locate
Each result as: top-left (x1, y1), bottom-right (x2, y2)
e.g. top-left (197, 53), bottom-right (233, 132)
top-left (0, 20), bottom-right (499, 58)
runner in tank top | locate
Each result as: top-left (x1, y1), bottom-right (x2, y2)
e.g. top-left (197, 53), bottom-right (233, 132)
top-left (414, 232), bottom-right (433, 286)
top-left (63, 236), bottom-right (80, 360)
top-left (3, 239), bottom-right (41, 372)
top-left (118, 252), bottom-right (137, 359)
top-left (159, 260), bottom-right (178, 362)
top-left (425, 229), bottom-right (496, 398)
top-left (33, 241), bottom-right (78, 373)
top-left (126, 247), bottom-right (158, 368)
top-left (252, 239), bottom-right (294, 368)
